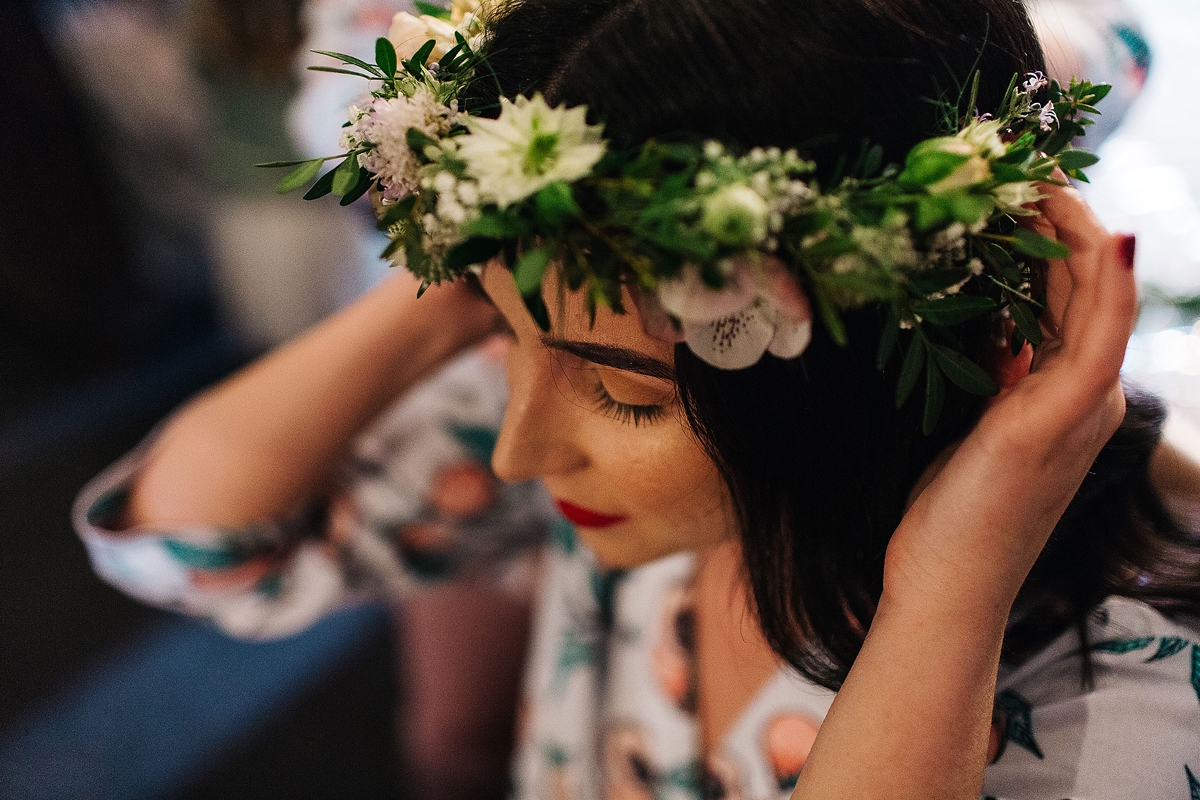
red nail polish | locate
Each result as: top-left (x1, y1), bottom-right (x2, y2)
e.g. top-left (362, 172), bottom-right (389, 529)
top-left (1118, 234), bottom-right (1137, 270)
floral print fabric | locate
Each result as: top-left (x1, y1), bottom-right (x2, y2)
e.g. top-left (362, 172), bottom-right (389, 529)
top-left (76, 350), bottom-right (1200, 798)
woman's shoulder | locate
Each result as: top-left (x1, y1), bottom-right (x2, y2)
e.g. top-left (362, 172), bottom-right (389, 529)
top-left (983, 595), bottom-right (1200, 800)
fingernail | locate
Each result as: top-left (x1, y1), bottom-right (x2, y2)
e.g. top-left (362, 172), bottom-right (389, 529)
top-left (1118, 233), bottom-right (1137, 271)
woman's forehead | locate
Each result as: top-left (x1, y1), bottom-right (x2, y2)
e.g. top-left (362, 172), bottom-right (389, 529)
top-left (482, 260), bottom-right (677, 367)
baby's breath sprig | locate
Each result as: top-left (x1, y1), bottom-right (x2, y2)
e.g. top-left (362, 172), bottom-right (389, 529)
top-left (261, 19), bottom-right (1109, 434)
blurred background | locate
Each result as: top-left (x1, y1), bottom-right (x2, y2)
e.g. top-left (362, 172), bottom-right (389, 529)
top-left (1, 0), bottom-right (1198, 798)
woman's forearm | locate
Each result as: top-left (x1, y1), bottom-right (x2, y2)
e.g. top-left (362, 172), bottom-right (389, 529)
top-left (792, 586), bottom-right (1008, 800)
top-left (126, 271), bottom-right (498, 529)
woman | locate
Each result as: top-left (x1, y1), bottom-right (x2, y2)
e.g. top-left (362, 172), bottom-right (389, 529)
top-left (76, 0), bottom-right (1200, 797)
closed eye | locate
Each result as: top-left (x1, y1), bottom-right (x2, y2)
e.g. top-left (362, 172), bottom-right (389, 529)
top-left (590, 380), bottom-right (667, 426)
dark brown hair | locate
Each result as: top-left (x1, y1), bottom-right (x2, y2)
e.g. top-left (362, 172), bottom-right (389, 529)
top-left (465, 0), bottom-right (1200, 689)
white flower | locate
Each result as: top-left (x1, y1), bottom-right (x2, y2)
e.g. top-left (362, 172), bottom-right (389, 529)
top-left (357, 90), bottom-right (456, 200)
top-left (1022, 71), bottom-right (1050, 94)
top-left (851, 211), bottom-right (918, 269)
top-left (457, 94), bottom-right (607, 208)
top-left (925, 139), bottom-right (992, 194)
top-left (653, 256), bottom-right (813, 369)
top-left (956, 118), bottom-right (1007, 159)
top-left (701, 184), bottom-right (770, 247)
top-left (992, 181), bottom-right (1045, 216)
top-left (1037, 102), bottom-right (1059, 132)
top-left (388, 12), bottom-right (458, 63)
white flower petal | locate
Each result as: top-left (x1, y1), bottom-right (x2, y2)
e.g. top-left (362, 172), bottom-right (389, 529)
top-left (767, 317), bottom-right (812, 359)
top-left (656, 264), bottom-right (755, 323)
top-left (683, 301), bottom-right (775, 370)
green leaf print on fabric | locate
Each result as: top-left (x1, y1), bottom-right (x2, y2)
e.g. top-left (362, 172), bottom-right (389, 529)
top-left (447, 423), bottom-right (499, 463)
top-left (1090, 636), bottom-right (1156, 655)
top-left (550, 517), bottom-right (577, 554)
top-left (543, 743), bottom-right (569, 767)
top-left (1187, 764), bottom-right (1200, 800)
top-left (162, 538), bottom-right (258, 570)
top-left (1146, 636), bottom-right (1190, 663)
top-left (552, 628), bottom-right (598, 692)
top-left (994, 689), bottom-right (1044, 760)
top-left (1191, 645), bottom-right (1200, 705)
top-left (663, 763), bottom-right (702, 795)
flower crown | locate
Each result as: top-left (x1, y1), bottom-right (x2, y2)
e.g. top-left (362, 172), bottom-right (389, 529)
top-left (262, 6), bottom-right (1111, 433)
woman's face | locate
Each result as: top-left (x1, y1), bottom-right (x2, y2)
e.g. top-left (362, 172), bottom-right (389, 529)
top-left (480, 262), bottom-right (734, 568)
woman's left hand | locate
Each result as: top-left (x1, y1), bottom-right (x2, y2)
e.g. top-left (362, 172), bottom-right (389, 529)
top-left (794, 177), bottom-right (1137, 800)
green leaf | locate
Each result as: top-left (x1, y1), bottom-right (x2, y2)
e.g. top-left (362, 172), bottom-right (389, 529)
top-left (811, 281), bottom-right (848, 346)
top-left (1008, 300), bottom-right (1043, 347)
top-left (376, 195), bottom-right (417, 228)
top-left (919, 295), bottom-right (997, 326)
top-left (258, 158), bottom-right (329, 169)
top-left (413, 1), bottom-right (452, 19)
top-left (376, 37), bottom-right (398, 78)
top-left (896, 333), bottom-right (925, 408)
top-left (514, 244), bottom-right (555, 296)
top-left (898, 150), bottom-right (970, 187)
top-left (923, 358), bottom-right (945, 435)
top-left (948, 193), bottom-right (994, 225)
top-left (1055, 149), bottom-right (1101, 171)
top-left (534, 182), bottom-right (582, 227)
top-left (990, 162), bottom-right (1028, 184)
top-left (406, 39), bottom-right (437, 72)
top-left (311, 50), bottom-right (383, 76)
top-left (276, 159), bottom-right (324, 194)
top-left (443, 237), bottom-right (504, 274)
top-left (303, 165), bottom-right (338, 200)
top-left (928, 343), bottom-right (999, 396)
top-left (1088, 83), bottom-right (1113, 102)
top-left (914, 195), bottom-right (951, 230)
top-left (524, 292), bottom-right (551, 331)
top-left (331, 154), bottom-right (360, 195)
top-left (306, 65), bottom-right (377, 79)
top-left (339, 167), bottom-right (373, 206)
top-left (877, 308), bottom-right (900, 371)
top-left (1012, 227), bottom-right (1071, 260)
top-left (381, 235), bottom-right (405, 260)
top-left (460, 213), bottom-right (529, 239)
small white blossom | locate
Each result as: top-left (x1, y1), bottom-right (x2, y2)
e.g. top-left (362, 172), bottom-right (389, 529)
top-left (456, 181), bottom-right (479, 206)
top-left (992, 181), bottom-right (1045, 216)
top-left (701, 184), bottom-right (770, 247)
top-left (357, 89), bottom-right (456, 200)
top-left (956, 118), bottom-right (1007, 159)
top-left (1037, 102), bottom-right (1058, 132)
top-left (1022, 71), bottom-right (1050, 94)
top-left (703, 141), bottom-right (725, 160)
top-left (751, 171), bottom-right (771, 196)
top-left (457, 94), bottom-right (607, 208)
top-left (433, 172), bottom-right (457, 195)
top-left (851, 211), bottom-right (919, 269)
top-left (968, 258), bottom-right (985, 275)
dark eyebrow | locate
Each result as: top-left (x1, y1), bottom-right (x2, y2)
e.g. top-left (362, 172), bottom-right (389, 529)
top-left (543, 338), bottom-right (675, 382)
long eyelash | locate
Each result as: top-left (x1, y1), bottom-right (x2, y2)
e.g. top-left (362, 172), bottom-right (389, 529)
top-left (591, 381), bottom-right (666, 427)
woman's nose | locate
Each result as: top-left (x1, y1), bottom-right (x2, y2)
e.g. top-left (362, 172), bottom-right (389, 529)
top-left (491, 349), bottom-right (589, 484)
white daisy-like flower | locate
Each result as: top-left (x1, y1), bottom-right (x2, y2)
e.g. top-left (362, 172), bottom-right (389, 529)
top-left (956, 118), bottom-right (1007, 160)
top-left (652, 256), bottom-right (813, 369)
top-left (992, 181), bottom-right (1045, 216)
top-left (357, 89), bottom-right (456, 201)
top-left (457, 94), bottom-right (607, 208)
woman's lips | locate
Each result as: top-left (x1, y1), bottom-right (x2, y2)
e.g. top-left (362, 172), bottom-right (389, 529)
top-left (555, 499), bottom-right (628, 528)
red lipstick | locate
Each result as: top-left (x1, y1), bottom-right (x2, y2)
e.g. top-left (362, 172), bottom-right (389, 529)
top-left (555, 500), bottom-right (627, 528)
